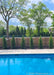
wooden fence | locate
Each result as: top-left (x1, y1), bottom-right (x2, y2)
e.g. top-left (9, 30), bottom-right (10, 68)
top-left (0, 37), bottom-right (54, 49)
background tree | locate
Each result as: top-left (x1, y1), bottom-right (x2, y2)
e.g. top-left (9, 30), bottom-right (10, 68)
top-left (9, 25), bottom-right (16, 36)
top-left (23, 27), bottom-right (26, 36)
top-left (0, 0), bottom-right (28, 38)
top-left (18, 9), bottom-right (32, 37)
top-left (9, 25), bottom-right (16, 32)
top-left (26, 28), bottom-right (33, 37)
top-left (0, 27), bottom-right (6, 37)
top-left (0, 20), bottom-right (6, 28)
top-left (20, 27), bottom-right (24, 36)
top-left (29, 2), bottom-right (51, 36)
top-left (16, 26), bottom-right (20, 37)
top-left (0, 20), bottom-right (6, 36)
top-left (51, 14), bottom-right (54, 27)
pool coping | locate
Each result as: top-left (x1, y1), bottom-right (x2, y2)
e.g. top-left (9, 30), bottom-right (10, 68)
top-left (0, 49), bottom-right (54, 55)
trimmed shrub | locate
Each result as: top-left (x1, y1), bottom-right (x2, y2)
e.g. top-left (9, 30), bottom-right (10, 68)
top-left (39, 36), bottom-right (43, 49)
top-left (21, 36), bottom-right (25, 49)
top-left (30, 37), bottom-right (34, 49)
top-left (3, 36), bottom-right (7, 49)
top-left (49, 35), bottom-right (53, 49)
top-left (11, 35), bottom-right (15, 49)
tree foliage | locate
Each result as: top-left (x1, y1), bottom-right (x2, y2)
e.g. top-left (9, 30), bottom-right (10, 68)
top-left (30, 36), bottom-right (34, 49)
top-left (16, 26), bottom-right (20, 36)
top-left (0, 1), bottom-right (52, 37)
top-left (51, 14), bottom-right (54, 27)
top-left (18, 9), bottom-right (32, 36)
top-left (0, 0), bottom-right (28, 38)
top-left (21, 36), bottom-right (25, 49)
top-left (29, 2), bottom-right (51, 35)
top-left (39, 36), bottom-right (43, 49)
top-left (49, 35), bottom-right (53, 49)
top-left (11, 35), bottom-right (15, 49)
top-left (0, 20), bottom-right (6, 28)
top-left (3, 36), bottom-right (7, 49)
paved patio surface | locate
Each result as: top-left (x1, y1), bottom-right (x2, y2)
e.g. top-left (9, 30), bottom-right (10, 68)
top-left (0, 49), bottom-right (54, 54)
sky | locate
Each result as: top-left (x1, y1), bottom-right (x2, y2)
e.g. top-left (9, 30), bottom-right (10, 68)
top-left (0, 0), bottom-right (54, 27)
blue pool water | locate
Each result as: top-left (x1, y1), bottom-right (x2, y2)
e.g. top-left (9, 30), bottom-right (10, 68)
top-left (0, 54), bottom-right (54, 75)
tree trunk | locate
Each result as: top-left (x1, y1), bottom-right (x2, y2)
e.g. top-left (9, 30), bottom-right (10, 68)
top-left (6, 21), bottom-right (9, 39)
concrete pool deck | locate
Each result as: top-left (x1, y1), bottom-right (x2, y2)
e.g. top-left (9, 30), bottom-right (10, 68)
top-left (0, 49), bottom-right (54, 54)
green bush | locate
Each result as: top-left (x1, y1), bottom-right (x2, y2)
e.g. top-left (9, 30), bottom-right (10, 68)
top-left (21, 36), bottom-right (25, 49)
top-left (3, 36), bottom-right (7, 49)
top-left (39, 36), bottom-right (43, 49)
top-left (30, 37), bottom-right (34, 49)
top-left (49, 35), bottom-right (53, 49)
top-left (11, 35), bottom-right (15, 49)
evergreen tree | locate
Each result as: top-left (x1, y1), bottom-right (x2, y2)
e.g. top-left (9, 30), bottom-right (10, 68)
top-left (16, 26), bottom-right (20, 36)
top-left (30, 36), bottom-right (34, 49)
top-left (20, 27), bottom-right (24, 36)
top-left (3, 36), bottom-right (7, 49)
top-left (11, 35), bottom-right (15, 49)
top-left (39, 36), bottom-right (43, 49)
top-left (23, 28), bottom-right (26, 36)
top-left (21, 36), bottom-right (25, 49)
top-left (49, 35), bottom-right (53, 49)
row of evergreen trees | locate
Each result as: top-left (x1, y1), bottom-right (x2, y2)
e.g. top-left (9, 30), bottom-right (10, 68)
top-left (3, 35), bottom-right (53, 49)
top-left (0, 26), bottom-right (51, 37)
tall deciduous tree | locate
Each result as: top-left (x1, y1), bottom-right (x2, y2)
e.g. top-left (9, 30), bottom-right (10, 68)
top-left (0, 0), bottom-right (28, 38)
top-left (51, 14), bottom-right (54, 27)
top-left (18, 9), bottom-right (32, 36)
top-left (29, 2), bottom-right (51, 36)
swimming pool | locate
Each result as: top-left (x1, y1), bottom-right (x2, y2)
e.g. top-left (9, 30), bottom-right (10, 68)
top-left (0, 54), bottom-right (54, 75)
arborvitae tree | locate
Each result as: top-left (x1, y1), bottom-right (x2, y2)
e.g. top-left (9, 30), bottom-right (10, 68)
top-left (39, 36), bottom-right (43, 49)
top-left (16, 26), bottom-right (20, 36)
top-left (23, 28), bottom-right (26, 36)
top-left (49, 35), bottom-right (53, 49)
top-left (3, 36), bottom-right (7, 49)
top-left (30, 36), bottom-right (34, 49)
top-left (11, 35), bottom-right (15, 49)
top-left (9, 30), bottom-right (16, 36)
top-left (21, 36), bottom-right (25, 49)
top-left (20, 27), bottom-right (24, 36)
